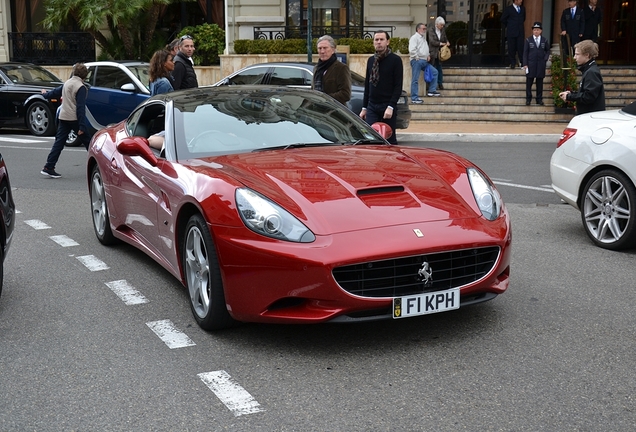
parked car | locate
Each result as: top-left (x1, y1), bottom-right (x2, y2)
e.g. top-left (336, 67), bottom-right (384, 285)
top-left (66, 61), bottom-right (150, 146)
top-left (0, 153), bottom-right (15, 297)
top-left (212, 62), bottom-right (411, 129)
top-left (0, 62), bottom-right (64, 136)
top-left (551, 101), bottom-right (636, 250)
top-left (87, 86), bottom-right (510, 330)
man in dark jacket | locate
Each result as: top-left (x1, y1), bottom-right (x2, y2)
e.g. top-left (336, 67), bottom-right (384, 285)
top-left (500, 0), bottom-right (526, 68)
top-left (172, 35), bottom-right (199, 90)
top-left (360, 30), bottom-right (403, 144)
top-left (561, 0), bottom-right (585, 56)
top-left (559, 40), bottom-right (605, 115)
top-left (582, 0), bottom-right (602, 42)
top-left (312, 35), bottom-right (351, 106)
top-left (522, 22), bottom-right (551, 105)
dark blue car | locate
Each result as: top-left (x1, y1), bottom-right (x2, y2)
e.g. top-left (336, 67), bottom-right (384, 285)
top-left (66, 61), bottom-right (150, 146)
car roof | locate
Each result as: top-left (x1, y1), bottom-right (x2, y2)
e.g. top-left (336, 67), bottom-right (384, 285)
top-left (84, 61), bottom-right (149, 67)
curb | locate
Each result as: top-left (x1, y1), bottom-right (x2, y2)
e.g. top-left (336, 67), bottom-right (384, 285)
top-left (397, 132), bottom-right (561, 143)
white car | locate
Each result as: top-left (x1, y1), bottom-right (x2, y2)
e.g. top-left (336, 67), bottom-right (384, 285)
top-left (550, 102), bottom-right (636, 250)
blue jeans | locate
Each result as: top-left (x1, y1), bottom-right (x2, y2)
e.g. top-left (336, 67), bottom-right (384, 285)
top-left (432, 57), bottom-right (444, 86)
top-left (410, 59), bottom-right (438, 100)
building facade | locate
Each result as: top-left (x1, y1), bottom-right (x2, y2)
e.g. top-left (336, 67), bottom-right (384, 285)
top-left (3, 0), bottom-right (635, 66)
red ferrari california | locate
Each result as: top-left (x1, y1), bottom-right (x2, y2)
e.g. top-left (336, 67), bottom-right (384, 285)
top-left (87, 86), bottom-right (511, 330)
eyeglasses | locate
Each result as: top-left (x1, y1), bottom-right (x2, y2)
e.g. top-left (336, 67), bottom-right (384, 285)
top-left (180, 35), bottom-right (193, 41)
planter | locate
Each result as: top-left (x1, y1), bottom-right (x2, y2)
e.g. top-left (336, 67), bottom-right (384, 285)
top-left (555, 107), bottom-right (575, 114)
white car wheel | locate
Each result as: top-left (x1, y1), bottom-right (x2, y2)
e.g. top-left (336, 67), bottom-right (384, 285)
top-left (581, 170), bottom-right (636, 250)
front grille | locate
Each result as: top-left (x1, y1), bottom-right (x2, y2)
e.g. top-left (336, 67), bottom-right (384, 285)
top-left (332, 247), bottom-right (500, 298)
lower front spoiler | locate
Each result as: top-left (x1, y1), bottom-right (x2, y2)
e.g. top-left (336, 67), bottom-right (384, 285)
top-left (327, 292), bottom-right (499, 323)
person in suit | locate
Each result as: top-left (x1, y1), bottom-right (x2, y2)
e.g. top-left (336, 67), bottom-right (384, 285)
top-left (583, 0), bottom-right (602, 42)
top-left (427, 16), bottom-right (451, 90)
top-left (560, 39), bottom-right (605, 115)
top-left (561, 0), bottom-right (585, 56)
top-left (500, 0), bottom-right (526, 68)
top-left (522, 22), bottom-right (551, 105)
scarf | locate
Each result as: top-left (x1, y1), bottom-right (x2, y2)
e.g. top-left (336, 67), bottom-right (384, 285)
top-left (314, 53), bottom-right (337, 92)
top-left (370, 48), bottom-right (391, 87)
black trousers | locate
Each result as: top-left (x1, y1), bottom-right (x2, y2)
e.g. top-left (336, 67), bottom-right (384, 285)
top-left (525, 76), bottom-right (544, 103)
top-left (507, 36), bottom-right (524, 66)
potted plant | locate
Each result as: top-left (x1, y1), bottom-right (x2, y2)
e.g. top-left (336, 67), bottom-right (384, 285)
top-left (551, 54), bottom-right (578, 113)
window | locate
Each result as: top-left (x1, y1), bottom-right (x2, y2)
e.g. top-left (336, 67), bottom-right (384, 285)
top-left (286, 0), bottom-right (362, 37)
top-left (93, 66), bottom-right (133, 90)
top-left (229, 67), bottom-right (269, 85)
top-left (269, 67), bottom-right (311, 86)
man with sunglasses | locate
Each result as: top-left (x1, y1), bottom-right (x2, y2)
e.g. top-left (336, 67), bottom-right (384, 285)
top-left (172, 35), bottom-right (199, 90)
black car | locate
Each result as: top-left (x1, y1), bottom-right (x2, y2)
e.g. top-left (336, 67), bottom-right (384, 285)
top-left (0, 63), bottom-right (64, 136)
top-left (0, 153), bottom-right (15, 297)
top-left (213, 62), bottom-right (411, 129)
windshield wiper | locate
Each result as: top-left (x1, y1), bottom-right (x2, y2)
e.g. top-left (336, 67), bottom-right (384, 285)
top-left (350, 139), bottom-right (387, 145)
top-left (252, 142), bottom-right (340, 152)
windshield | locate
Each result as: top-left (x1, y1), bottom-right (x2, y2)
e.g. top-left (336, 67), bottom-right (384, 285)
top-left (173, 87), bottom-right (384, 158)
top-left (1, 64), bottom-right (63, 85)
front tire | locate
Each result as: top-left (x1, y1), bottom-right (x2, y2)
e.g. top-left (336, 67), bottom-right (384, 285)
top-left (183, 214), bottom-right (235, 330)
top-left (27, 101), bottom-right (55, 136)
top-left (90, 165), bottom-right (116, 245)
top-left (581, 169), bottom-right (636, 250)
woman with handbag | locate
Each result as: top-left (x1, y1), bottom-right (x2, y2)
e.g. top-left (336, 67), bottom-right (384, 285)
top-left (427, 16), bottom-right (451, 90)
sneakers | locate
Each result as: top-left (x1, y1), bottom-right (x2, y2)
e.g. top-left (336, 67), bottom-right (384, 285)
top-left (427, 91), bottom-right (441, 97)
top-left (41, 167), bottom-right (61, 178)
top-left (411, 99), bottom-right (424, 104)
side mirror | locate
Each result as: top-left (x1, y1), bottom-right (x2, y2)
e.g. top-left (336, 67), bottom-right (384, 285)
top-left (117, 137), bottom-right (158, 166)
top-left (120, 83), bottom-right (136, 92)
top-left (371, 122), bottom-right (393, 140)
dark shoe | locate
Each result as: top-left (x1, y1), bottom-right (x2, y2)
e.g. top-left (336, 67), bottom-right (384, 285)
top-left (427, 91), bottom-right (441, 97)
top-left (41, 167), bottom-right (61, 178)
top-left (526, 101), bottom-right (531, 106)
top-left (510, 65), bottom-right (516, 69)
top-left (438, 84), bottom-right (444, 90)
top-left (538, 101), bottom-right (545, 106)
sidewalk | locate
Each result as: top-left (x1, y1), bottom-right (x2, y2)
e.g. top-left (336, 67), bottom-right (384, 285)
top-left (397, 121), bottom-right (566, 143)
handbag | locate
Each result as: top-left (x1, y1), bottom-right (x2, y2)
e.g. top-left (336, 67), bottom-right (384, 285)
top-left (440, 45), bottom-right (451, 62)
top-left (424, 64), bottom-right (434, 83)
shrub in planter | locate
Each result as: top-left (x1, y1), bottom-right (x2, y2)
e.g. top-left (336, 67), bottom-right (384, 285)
top-left (178, 24), bottom-right (225, 66)
top-left (551, 54), bottom-right (578, 108)
top-left (232, 37), bottom-right (409, 55)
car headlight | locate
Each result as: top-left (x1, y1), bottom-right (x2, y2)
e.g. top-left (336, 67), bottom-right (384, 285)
top-left (467, 168), bottom-right (502, 221)
top-left (235, 188), bottom-right (316, 243)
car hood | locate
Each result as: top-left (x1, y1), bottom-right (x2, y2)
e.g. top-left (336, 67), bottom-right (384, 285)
top-left (191, 146), bottom-right (483, 235)
top-left (16, 82), bottom-right (63, 92)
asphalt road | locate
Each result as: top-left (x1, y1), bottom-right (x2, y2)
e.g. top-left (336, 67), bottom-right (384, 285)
top-left (1, 133), bottom-right (635, 431)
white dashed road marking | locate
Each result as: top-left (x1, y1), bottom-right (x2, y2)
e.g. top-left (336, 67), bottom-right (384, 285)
top-left (198, 370), bottom-right (265, 417)
top-left (493, 181), bottom-right (555, 193)
top-left (76, 255), bottom-right (110, 271)
top-left (24, 219), bottom-right (51, 230)
top-left (50, 235), bottom-right (79, 247)
top-left (105, 280), bottom-right (149, 305)
top-left (146, 319), bottom-right (195, 349)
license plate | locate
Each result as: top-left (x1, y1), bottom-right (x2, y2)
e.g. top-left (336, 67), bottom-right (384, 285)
top-left (392, 288), bottom-right (460, 319)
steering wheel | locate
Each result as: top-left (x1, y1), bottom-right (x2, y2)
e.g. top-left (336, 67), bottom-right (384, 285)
top-left (186, 130), bottom-right (225, 153)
